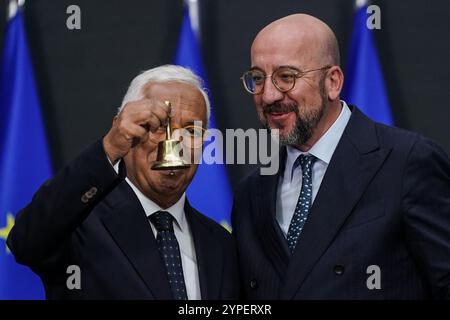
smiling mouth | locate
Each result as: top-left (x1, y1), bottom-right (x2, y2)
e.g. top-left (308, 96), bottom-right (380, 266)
top-left (267, 111), bottom-right (294, 121)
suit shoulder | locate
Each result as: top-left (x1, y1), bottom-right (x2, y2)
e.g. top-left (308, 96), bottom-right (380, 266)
top-left (374, 122), bottom-right (448, 157)
top-left (234, 166), bottom-right (261, 195)
top-left (374, 122), bottom-right (421, 147)
top-left (189, 206), bottom-right (233, 241)
top-left (361, 122), bottom-right (450, 180)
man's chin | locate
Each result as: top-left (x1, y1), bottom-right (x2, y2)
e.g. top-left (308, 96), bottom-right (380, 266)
top-left (267, 123), bottom-right (296, 141)
top-left (156, 171), bottom-right (187, 188)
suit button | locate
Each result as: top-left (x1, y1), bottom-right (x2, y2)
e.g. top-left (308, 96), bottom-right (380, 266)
top-left (250, 279), bottom-right (258, 290)
top-left (81, 194), bottom-right (89, 203)
top-left (81, 186), bottom-right (98, 203)
top-left (334, 265), bottom-right (345, 275)
top-left (86, 187), bottom-right (97, 198)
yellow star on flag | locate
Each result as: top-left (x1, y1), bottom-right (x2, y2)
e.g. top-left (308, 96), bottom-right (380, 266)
top-left (221, 220), bottom-right (232, 234)
top-left (0, 213), bottom-right (15, 253)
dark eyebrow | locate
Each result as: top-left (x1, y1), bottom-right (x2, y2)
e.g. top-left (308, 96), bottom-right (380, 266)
top-left (249, 66), bottom-right (264, 72)
top-left (182, 120), bottom-right (205, 128)
top-left (277, 65), bottom-right (302, 72)
top-left (249, 65), bottom-right (303, 73)
top-left (183, 120), bottom-right (195, 126)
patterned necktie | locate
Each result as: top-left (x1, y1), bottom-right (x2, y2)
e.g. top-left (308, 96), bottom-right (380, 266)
top-left (149, 211), bottom-right (188, 300)
top-left (286, 154), bottom-right (317, 253)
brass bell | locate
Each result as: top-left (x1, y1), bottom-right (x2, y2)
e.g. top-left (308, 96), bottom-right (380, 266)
top-left (151, 101), bottom-right (190, 170)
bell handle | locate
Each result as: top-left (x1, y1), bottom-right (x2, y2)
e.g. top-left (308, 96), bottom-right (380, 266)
top-left (164, 100), bottom-right (172, 139)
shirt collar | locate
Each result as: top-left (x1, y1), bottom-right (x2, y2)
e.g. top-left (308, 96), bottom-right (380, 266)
top-left (285, 100), bottom-right (352, 180)
top-left (125, 177), bottom-right (187, 231)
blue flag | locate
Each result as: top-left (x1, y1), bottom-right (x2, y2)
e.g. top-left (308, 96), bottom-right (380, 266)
top-left (342, 5), bottom-right (394, 125)
top-left (175, 7), bottom-right (232, 227)
top-left (0, 9), bottom-right (52, 299)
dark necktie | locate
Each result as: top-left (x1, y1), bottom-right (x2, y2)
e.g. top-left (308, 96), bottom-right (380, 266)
top-left (149, 211), bottom-right (188, 300)
top-left (286, 154), bottom-right (317, 253)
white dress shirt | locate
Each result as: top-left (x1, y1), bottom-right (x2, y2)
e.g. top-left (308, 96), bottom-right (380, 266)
top-left (276, 101), bottom-right (352, 237)
top-left (110, 161), bottom-right (201, 300)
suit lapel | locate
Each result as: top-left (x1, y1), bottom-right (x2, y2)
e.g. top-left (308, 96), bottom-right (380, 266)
top-left (101, 181), bottom-right (172, 299)
top-left (185, 201), bottom-right (223, 300)
top-left (280, 107), bottom-right (392, 299)
top-left (253, 148), bottom-right (291, 279)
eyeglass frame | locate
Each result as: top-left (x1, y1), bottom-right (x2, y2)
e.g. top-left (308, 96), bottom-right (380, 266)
top-left (240, 65), bottom-right (332, 95)
top-left (148, 124), bottom-right (207, 149)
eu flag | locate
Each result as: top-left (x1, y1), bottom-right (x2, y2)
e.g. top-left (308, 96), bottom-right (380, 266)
top-left (0, 8), bottom-right (52, 299)
top-left (175, 6), bottom-right (232, 227)
top-left (342, 4), bottom-right (394, 125)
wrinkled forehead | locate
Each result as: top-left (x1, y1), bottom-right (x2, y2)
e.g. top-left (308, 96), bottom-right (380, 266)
top-left (142, 81), bottom-right (207, 126)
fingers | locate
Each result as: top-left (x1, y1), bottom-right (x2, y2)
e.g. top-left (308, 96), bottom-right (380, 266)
top-left (122, 123), bottom-right (148, 140)
top-left (104, 99), bottom-right (172, 161)
top-left (121, 99), bottom-right (170, 132)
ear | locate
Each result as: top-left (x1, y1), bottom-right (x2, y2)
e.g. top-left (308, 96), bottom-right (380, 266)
top-left (325, 66), bottom-right (344, 101)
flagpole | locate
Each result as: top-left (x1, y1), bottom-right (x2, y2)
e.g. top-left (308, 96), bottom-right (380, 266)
top-left (7, 0), bottom-right (25, 20)
top-left (7, 0), bottom-right (18, 20)
top-left (355, 0), bottom-right (368, 9)
top-left (186, 0), bottom-right (200, 41)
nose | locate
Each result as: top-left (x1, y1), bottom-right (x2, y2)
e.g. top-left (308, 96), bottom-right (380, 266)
top-left (261, 76), bottom-right (284, 105)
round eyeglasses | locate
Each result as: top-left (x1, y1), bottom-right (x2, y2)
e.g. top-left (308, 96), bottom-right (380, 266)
top-left (240, 65), bottom-right (331, 95)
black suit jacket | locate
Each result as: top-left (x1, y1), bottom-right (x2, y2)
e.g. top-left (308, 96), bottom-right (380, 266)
top-left (7, 139), bottom-right (239, 300)
top-left (232, 106), bottom-right (450, 299)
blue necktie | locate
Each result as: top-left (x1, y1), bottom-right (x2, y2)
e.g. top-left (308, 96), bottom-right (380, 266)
top-left (149, 211), bottom-right (188, 300)
top-left (286, 154), bottom-right (317, 253)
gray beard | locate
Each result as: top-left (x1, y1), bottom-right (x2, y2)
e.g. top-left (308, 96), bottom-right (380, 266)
top-left (261, 75), bottom-right (328, 146)
top-left (262, 98), bottom-right (327, 146)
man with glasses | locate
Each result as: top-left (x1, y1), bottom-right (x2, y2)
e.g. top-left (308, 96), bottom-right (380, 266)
top-left (232, 14), bottom-right (450, 299)
top-left (8, 65), bottom-right (240, 300)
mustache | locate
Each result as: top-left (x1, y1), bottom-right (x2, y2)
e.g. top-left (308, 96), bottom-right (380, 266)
top-left (263, 102), bottom-right (297, 114)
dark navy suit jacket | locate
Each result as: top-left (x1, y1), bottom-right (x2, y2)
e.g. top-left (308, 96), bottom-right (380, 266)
top-left (232, 106), bottom-right (450, 299)
top-left (8, 140), bottom-right (239, 299)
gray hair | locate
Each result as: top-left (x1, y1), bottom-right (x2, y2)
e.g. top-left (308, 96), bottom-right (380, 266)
top-left (118, 65), bottom-right (211, 127)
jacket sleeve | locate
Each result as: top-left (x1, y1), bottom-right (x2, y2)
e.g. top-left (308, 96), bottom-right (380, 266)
top-left (402, 136), bottom-right (450, 299)
top-left (6, 139), bottom-right (126, 272)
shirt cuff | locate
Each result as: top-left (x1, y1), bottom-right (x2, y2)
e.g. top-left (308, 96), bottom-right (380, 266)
top-left (107, 155), bottom-right (120, 174)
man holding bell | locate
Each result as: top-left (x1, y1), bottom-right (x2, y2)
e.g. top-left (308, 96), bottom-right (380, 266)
top-left (7, 65), bottom-right (240, 300)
